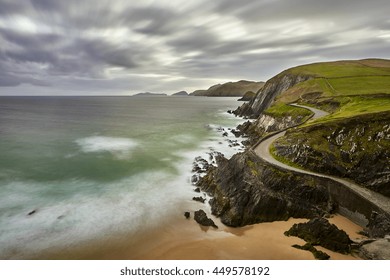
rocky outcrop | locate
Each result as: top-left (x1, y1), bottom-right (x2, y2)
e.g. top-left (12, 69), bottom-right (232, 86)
top-left (194, 210), bottom-right (218, 228)
top-left (284, 218), bottom-right (352, 254)
top-left (236, 113), bottom-right (308, 146)
top-left (196, 151), bottom-right (333, 227)
top-left (273, 112), bottom-right (390, 197)
top-left (234, 73), bottom-right (312, 118)
top-left (359, 236), bottom-right (390, 259)
top-left (190, 80), bottom-right (264, 97)
top-left (193, 196), bottom-right (206, 203)
top-left (367, 212), bottom-right (390, 238)
top-left (238, 91), bottom-right (256, 101)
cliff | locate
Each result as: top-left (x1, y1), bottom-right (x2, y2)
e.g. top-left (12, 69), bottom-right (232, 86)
top-left (197, 59), bottom-right (390, 243)
top-left (234, 73), bottom-right (312, 117)
top-left (190, 80), bottom-right (264, 97)
top-left (197, 151), bottom-right (332, 226)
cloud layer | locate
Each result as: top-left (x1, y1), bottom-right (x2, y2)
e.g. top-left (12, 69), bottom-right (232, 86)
top-left (0, 0), bottom-right (389, 95)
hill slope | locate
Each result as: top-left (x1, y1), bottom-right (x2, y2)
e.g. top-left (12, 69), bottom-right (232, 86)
top-left (196, 59), bottom-right (390, 240)
top-left (240, 59), bottom-right (390, 197)
top-left (190, 80), bottom-right (264, 97)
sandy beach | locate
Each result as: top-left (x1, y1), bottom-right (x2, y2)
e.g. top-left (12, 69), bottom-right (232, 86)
top-left (51, 212), bottom-right (364, 260)
top-left (134, 215), bottom-right (364, 260)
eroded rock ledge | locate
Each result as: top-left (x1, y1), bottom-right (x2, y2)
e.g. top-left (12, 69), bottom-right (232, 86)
top-left (196, 150), bottom-right (333, 227)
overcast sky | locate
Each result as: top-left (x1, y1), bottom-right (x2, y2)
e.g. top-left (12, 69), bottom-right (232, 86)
top-left (0, 0), bottom-right (389, 95)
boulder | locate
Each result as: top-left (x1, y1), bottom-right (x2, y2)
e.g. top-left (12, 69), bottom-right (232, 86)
top-left (359, 236), bottom-right (390, 259)
top-left (193, 196), bottom-right (206, 203)
top-left (194, 210), bottom-right (218, 228)
top-left (367, 212), bottom-right (390, 238)
top-left (284, 218), bottom-right (352, 254)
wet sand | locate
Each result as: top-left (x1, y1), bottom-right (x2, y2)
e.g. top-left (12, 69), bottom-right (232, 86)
top-left (101, 214), bottom-right (364, 260)
top-left (36, 206), bottom-right (365, 260)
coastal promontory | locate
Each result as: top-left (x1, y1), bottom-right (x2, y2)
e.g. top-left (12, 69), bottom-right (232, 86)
top-left (190, 80), bottom-right (264, 97)
top-left (196, 59), bottom-right (390, 258)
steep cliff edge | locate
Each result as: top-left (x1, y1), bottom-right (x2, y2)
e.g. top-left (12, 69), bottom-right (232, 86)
top-left (197, 151), bottom-right (332, 227)
top-left (234, 72), bottom-right (312, 117)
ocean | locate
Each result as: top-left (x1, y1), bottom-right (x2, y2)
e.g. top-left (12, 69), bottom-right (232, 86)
top-left (0, 96), bottom-right (244, 259)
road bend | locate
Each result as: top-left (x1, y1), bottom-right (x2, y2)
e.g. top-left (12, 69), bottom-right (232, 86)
top-left (253, 103), bottom-right (390, 214)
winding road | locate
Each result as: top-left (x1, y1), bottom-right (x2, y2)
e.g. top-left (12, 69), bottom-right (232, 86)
top-left (253, 104), bottom-right (390, 215)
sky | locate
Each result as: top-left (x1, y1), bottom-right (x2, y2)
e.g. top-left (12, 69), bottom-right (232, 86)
top-left (0, 0), bottom-right (389, 95)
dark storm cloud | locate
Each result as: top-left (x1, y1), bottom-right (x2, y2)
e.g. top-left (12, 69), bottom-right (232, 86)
top-left (0, 0), bottom-right (389, 94)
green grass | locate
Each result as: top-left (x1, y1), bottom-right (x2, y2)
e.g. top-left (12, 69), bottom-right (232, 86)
top-left (311, 96), bottom-right (390, 124)
top-left (288, 60), bottom-right (390, 78)
top-left (327, 76), bottom-right (390, 95)
top-left (273, 60), bottom-right (390, 123)
top-left (265, 102), bottom-right (312, 118)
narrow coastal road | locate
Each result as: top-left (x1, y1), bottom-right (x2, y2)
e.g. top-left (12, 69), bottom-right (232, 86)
top-left (253, 104), bottom-right (390, 215)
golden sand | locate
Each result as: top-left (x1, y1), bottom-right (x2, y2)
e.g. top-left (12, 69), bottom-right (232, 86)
top-left (38, 212), bottom-right (365, 260)
top-left (103, 214), bottom-right (364, 260)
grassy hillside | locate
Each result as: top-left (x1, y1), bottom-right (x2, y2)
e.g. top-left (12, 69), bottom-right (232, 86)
top-left (265, 59), bottom-right (390, 121)
top-left (266, 59), bottom-right (390, 196)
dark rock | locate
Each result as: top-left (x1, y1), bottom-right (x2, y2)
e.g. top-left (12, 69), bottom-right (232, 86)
top-left (28, 210), bottom-right (37, 216)
top-left (196, 151), bottom-right (330, 227)
top-left (222, 132), bottom-right (228, 137)
top-left (284, 218), bottom-right (352, 254)
top-left (292, 243), bottom-right (330, 260)
top-left (367, 212), bottom-right (390, 238)
top-left (194, 210), bottom-right (218, 228)
top-left (194, 187), bottom-right (201, 193)
top-left (193, 196), bottom-right (206, 203)
top-left (184, 212), bottom-right (190, 219)
top-left (192, 156), bottom-right (211, 174)
top-left (191, 175), bottom-right (199, 184)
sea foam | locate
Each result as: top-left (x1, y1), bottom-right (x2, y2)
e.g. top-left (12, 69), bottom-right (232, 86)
top-left (75, 136), bottom-right (138, 159)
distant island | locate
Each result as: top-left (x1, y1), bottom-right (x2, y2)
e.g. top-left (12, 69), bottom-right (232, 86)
top-left (133, 92), bottom-right (167, 97)
top-left (131, 80), bottom-right (265, 98)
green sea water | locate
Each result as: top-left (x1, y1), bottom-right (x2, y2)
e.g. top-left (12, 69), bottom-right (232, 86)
top-left (0, 96), bottom-right (244, 259)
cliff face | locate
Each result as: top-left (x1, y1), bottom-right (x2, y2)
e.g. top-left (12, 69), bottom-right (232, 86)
top-left (273, 112), bottom-right (390, 197)
top-left (198, 59), bottom-right (390, 241)
top-left (237, 113), bottom-right (308, 146)
top-left (234, 73), bottom-right (312, 117)
top-left (197, 151), bottom-right (332, 227)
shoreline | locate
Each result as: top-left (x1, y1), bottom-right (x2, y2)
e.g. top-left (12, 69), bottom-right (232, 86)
top-left (36, 211), bottom-right (364, 260)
